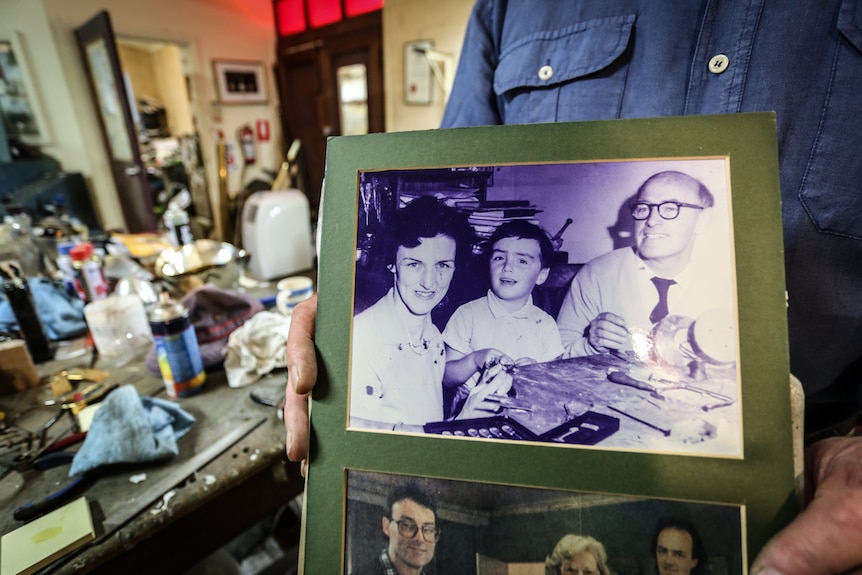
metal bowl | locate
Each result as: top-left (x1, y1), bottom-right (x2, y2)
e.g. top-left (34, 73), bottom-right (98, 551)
top-left (154, 239), bottom-right (247, 291)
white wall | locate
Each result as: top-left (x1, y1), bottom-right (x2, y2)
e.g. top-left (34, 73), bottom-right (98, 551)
top-left (0, 1), bottom-right (107, 220)
top-left (1, 0), bottom-right (280, 236)
top-left (383, 0), bottom-right (473, 132)
top-left (1, 0), bottom-right (475, 233)
top-left (488, 160), bottom-right (733, 266)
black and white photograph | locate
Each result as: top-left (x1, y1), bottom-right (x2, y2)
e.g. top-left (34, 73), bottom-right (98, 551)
top-left (344, 469), bottom-right (745, 575)
top-left (348, 159), bottom-right (741, 457)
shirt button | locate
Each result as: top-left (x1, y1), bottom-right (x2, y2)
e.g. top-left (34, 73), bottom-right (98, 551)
top-left (538, 65), bottom-right (553, 81)
top-left (708, 54), bottom-right (729, 74)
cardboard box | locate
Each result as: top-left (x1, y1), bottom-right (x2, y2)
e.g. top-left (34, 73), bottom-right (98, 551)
top-left (0, 340), bottom-right (40, 394)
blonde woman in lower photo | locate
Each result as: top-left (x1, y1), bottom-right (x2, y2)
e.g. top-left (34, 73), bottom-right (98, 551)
top-left (545, 534), bottom-right (612, 575)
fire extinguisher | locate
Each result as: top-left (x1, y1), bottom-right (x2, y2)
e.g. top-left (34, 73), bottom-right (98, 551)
top-left (239, 124), bottom-right (256, 165)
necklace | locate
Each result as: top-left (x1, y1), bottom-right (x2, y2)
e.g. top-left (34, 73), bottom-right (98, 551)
top-left (396, 313), bottom-right (430, 355)
top-left (402, 335), bottom-right (430, 354)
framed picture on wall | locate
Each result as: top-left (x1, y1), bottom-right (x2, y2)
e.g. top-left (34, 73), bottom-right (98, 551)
top-left (212, 59), bottom-right (268, 105)
top-left (303, 114), bottom-right (797, 573)
top-left (0, 29), bottom-right (51, 145)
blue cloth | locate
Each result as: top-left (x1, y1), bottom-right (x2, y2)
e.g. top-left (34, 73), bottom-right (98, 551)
top-left (69, 384), bottom-right (195, 476)
top-left (442, 0), bottom-right (862, 432)
top-left (0, 277), bottom-right (87, 339)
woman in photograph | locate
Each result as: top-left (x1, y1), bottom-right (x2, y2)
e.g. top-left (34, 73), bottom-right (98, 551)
top-left (545, 534), bottom-right (613, 575)
top-left (350, 195), bottom-right (513, 429)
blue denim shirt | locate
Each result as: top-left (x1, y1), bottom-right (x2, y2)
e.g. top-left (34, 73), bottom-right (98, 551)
top-left (442, 0), bottom-right (862, 432)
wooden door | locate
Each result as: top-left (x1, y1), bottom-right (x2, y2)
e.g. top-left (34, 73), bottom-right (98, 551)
top-left (274, 11), bottom-right (383, 218)
top-left (75, 11), bottom-right (157, 233)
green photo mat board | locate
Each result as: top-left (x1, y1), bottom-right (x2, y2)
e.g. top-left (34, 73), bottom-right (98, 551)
top-left (302, 113), bottom-right (795, 573)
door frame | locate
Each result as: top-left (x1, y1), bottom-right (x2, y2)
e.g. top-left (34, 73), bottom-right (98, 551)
top-left (75, 10), bottom-right (157, 233)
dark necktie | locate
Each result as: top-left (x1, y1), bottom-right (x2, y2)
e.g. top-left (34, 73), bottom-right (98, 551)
top-left (649, 277), bottom-right (676, 324)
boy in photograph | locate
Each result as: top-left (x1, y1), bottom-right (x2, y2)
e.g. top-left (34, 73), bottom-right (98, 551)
top-left (442, 220), bottom-right (564, 415)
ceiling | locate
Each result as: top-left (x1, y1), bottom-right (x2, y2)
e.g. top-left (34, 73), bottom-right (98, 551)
top-left (347, 468), bottom-right (633, 526)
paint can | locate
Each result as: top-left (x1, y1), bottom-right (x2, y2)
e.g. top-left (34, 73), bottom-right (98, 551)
top-left (148, 291), bottom-right (205, 398)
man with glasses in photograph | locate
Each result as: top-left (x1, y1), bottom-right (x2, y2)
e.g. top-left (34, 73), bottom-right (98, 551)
top-left (557, 170), bottom-right (732, 359)
top-left (352, 483), bottom-right (441, 575)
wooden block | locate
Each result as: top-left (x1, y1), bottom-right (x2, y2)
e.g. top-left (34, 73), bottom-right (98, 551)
top-left (0, 496), bottom-right (95, 575)
top-left (0, 340), bottom-right (40, 394)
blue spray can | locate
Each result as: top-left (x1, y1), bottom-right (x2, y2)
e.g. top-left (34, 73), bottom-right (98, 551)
top-left (148, 291), bottom-right (205, 398)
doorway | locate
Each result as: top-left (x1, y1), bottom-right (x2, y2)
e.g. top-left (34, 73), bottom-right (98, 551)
top-left (274, 10), bottom-right (384, 218)
top-left (114, 38), bottom-right (214, 239)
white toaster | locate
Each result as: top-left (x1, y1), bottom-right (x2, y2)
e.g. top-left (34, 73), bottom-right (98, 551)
top-left (242, 190), bottom-right (314, 280)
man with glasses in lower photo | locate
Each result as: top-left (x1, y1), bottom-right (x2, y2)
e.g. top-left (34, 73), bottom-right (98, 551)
top-left (351, 483), bottom-right (441, 575)
top-left (557, 170), bottom-right (731, 359)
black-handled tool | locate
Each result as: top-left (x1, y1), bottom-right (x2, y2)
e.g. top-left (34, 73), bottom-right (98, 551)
top-left (607, 405), bottom-right (671, 436)
top-left (13, 451), bottom-right (95, 521)
top-left (606, 368), bottom-right (664, 400)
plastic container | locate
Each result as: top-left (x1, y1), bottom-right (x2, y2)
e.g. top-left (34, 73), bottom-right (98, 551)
top-left (83, 294), bottom-right (152, 365)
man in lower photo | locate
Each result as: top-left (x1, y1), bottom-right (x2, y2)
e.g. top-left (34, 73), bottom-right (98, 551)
top-left (351, 483), bottom-right (440, 575)
top-left (653, 516), bottom-right (707, 575)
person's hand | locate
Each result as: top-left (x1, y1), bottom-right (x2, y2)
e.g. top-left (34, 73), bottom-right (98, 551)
top-left (283, 294), bottom-right (318, 477)
top-left (586, 312), bottom-right (629, 353)
top-left (752, 436), bottom-right (862, 574)
top-left (480, 348), bottom-right (515, 372)
top-left (456, 362), bottom-right (513, 420)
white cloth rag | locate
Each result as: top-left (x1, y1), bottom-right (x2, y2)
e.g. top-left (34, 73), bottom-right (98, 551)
top-left (222, 310), bottom-right (292, 388)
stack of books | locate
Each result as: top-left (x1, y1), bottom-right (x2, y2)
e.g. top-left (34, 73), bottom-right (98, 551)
top-left (454, 199), bottom-right (542, 253)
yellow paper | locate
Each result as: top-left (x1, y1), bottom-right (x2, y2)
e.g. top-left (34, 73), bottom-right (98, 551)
top-left (1, 496), bottom-right (95, 575)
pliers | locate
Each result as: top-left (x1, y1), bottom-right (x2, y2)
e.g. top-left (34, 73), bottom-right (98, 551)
top-left (13, 431), bottom-right (94, 522)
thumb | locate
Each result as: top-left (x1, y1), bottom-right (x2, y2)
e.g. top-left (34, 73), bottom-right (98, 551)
top-left (752, 436), bottom-right (862, 575)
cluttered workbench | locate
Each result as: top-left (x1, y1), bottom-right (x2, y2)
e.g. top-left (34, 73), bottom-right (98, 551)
top-left (424, 351), bottom-right (742, 457)
top-left (510, 353), bottom-right (740, 453)
top-left (0, 160), bottom-right (317, 573)
top-left (0, 346), bottom-right (301, 575)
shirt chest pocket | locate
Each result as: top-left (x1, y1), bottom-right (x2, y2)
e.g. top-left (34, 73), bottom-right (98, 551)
top-left (493, 14), bottom-right (635, 125)
top-left (798, 0), bottom-right (862, 240)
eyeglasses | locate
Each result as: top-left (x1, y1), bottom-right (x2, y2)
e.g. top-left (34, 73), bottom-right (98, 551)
top-left (392, 518), bottom-right (440, 542)
top-left (629, 201), bottom-right (704, 221)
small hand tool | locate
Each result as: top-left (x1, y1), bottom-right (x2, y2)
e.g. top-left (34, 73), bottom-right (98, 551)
top-left (486, 394), bottom-right (533, 412)
top-left (61, 382), bottom-right (119, 415)
top-left (606, 367), bottom-right (665, 400)
top-left (13, 431), bottom-right (92, 522)
top-left (607, 405), bottom-right (671, 436)
top-left (702, 399), bottom-right (735, 412)
top-left (249, 392), bottom-right (286, 420)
